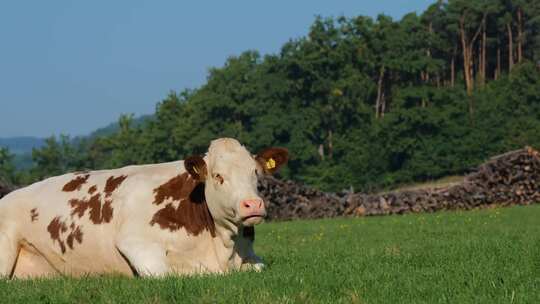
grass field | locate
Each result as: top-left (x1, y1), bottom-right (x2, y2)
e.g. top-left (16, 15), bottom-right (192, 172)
top-left (1, 205), bottom-right (539, 304)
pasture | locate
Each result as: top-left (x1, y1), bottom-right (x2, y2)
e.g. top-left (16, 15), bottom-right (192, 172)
top-left (1, 205), bottom-right (539, 303)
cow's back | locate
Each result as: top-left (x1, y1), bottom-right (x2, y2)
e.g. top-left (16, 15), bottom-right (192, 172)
top-left (0, 160), bottom-right (184, 277)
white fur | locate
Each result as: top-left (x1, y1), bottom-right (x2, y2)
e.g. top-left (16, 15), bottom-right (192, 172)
top-left (0, 138), bottom-right (265, 278)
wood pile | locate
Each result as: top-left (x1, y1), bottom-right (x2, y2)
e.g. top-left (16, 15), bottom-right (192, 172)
top-left (259, 146), bottom-right (540, 220)
top-left (258, 176), bottom-right (344, 220)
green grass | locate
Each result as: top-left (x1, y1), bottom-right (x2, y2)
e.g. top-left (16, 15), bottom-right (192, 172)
top-left (2, 205), bottom-right (539, 304)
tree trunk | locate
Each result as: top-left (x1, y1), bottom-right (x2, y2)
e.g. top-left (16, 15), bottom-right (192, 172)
top-left (517, 7), bottom-right (523, 63)
top-left (507, 22), bottom-right (514, 72)
top-left (477, 37), bottom-right (482, 85)
top-left (375, 65), bottom-right (385, 118)
top-left (318, 144), bottom-right (325, 161)
top-left (327, 130), bottom-right (333, 159)
top-left (459, 13), bottom-right (486, 98)
top-left (496, 44), bottom-right (501, 80)
top-left (459, 15), bottom-right (473, 96)
top-left (381, 91), bottom-right (386, 117)
top-left (425, 21), bottom-right (432, 92)
top-left (480, 23), bottom-right (486, 85)
top-left (421, 71), bottom-right (427, 107)
top-left (451, 54), bottom-right (455, 87)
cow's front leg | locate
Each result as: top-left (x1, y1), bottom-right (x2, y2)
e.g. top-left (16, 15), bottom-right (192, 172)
top-left (0, 225), bottom-right (20, 278)
top-left (240, 254), bottom-right (265, 272)
top-left (117, 237), bottom-right (168, 277)
top-left (237, 227), bottom-right (265, 272)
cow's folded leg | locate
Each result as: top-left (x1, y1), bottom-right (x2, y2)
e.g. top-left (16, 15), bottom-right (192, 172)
top-left (116, 238), bottom-right (168, 277)
top-left (0, 226), bottom-right (19, 278)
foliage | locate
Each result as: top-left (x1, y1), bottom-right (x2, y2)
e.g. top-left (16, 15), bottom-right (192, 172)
top-left (0, 147), bottom-right (17, 185)
top-left (12, 0), bottom-right (540, 192)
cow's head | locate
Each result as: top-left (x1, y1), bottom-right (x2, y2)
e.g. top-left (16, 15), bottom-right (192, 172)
top-left (184, 138), bottom-right (288, 228)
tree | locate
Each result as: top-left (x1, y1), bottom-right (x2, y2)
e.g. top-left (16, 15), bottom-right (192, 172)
top-left (448, 0), bottom-right (487, 99)
top-left (0, 147), bottom-right (17, 185)
top-left (17, 1), bottom-right (540, 193)
top-left (31, 135), bottom-right (81, 180)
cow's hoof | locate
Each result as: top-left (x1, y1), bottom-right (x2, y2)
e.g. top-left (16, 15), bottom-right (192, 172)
top-left (253, 262), bottom-right (265, 272)
top-left (240, 262), bottom-right (265, 272)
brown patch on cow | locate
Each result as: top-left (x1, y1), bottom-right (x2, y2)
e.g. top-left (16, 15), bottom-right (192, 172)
top-left (101, 199), bottom-right (114, 223)
top-left (243, 226), bottom-right (255, 242)
top-left (152, 173), bottom-right (194, 205)
top-left (88, 185), bottom-right (97, 194)
top-left (149, 204), bottom-right (178, 231)
top-left (47, 217), bottom-right (68, 253)
top-left (47, 217), bottom-right (84, 253)
top-left (69, 193), bottom-right (113, 224)
top-left (104, 175), bottom-right (127, 197)
top-left (30, 208), bottom-right (39, 222)
top-left (69, 194), bottom-right (97, 218)
top-left (68, 175), bottom-right (127, 224)
top-left (66, 225), bottom-right (83, 250)
top-left (67, 175), bottom-right (125, 224)
top-left (62, 174), bottom-right (90, 192)
top-left (150, 173), bottom-right (216, 237)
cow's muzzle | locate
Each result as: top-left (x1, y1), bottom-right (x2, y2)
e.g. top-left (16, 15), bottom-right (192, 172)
top-left (240, 199), bottom-right (266, 226)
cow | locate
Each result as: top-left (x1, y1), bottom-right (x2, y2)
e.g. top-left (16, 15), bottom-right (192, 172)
top-left (0, 138), bottom-right (288, 278)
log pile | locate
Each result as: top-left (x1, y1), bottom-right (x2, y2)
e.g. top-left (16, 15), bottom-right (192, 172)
top-left (258, 176), bottom-right (344, 220)
top-left (259, 146), bottom-right (540, 220)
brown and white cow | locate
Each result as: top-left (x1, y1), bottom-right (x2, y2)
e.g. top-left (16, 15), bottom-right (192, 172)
top-left (0, 138), bottom-right (288, 278)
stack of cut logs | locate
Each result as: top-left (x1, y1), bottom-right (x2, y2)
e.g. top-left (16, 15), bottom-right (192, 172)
top-left (259, 146), bottom-right (540, 220)
top-left (258, 176), bottom-right (345, 220)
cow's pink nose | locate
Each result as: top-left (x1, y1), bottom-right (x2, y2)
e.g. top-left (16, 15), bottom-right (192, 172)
top-left (240, 199), bottom-right (265, 213)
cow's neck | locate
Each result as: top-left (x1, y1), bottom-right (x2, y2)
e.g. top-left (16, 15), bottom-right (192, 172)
top-left (204, 197), bottom-right (238, 247)
top-left (204, 197), bottom-right (245, 269)
top-left (213, 217), bottom-right (239, 248)
top-left (210, 219), bottom-right (243, 269)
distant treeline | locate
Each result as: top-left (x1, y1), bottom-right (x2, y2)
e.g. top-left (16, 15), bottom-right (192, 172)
top-left (1, 0), bottom-right (540, 192)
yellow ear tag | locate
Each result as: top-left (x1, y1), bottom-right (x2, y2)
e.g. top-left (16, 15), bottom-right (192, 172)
top-left (192, 166), bottom-right (199, 174)
top-left (266, 158), bottom-right (276, 170)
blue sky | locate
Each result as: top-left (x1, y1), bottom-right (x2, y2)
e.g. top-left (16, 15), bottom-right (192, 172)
top-left (0, 0), bottom-right (433, 138)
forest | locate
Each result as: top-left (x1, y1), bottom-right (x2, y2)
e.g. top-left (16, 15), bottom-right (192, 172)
top-left (1, 0), bottom-right (540, 192)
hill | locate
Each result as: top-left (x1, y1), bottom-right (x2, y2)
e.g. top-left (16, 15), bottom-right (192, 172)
top-left (87, 115), bottom-right (152, 139)
top-left (1, 115), bottom-right (152, 170)
top-left (0, 137), bottom-right (45, 155)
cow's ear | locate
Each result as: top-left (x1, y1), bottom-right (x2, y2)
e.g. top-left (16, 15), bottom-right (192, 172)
top-left (184, 155), bottom-right (207, 181)
top-left (255, 147), bottom-right (289, 174)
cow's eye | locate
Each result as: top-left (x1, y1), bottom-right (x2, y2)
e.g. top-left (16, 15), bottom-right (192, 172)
top-left (255, 169), bottom-right (259, 176)
top-left (214, 173), bottom-right (224, 185)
